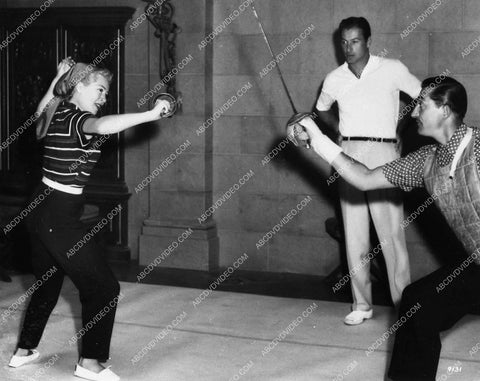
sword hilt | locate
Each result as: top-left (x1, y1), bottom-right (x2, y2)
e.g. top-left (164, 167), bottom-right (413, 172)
top-left (287, 112), bottom-right (313, 149)
top-left (152, 93), bottom-right (177, 118)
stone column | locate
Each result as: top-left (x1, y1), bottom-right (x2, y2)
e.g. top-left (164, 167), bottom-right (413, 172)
top-left (139, 0), bottom-right (219, 271)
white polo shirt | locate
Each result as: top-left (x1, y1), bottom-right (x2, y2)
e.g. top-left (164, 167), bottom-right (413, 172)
top-left (316, 55), bottom-right (421, 139)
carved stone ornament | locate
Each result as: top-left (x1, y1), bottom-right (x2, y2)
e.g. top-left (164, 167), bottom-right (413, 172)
top-left (142, 0), bottom-right (182, 108)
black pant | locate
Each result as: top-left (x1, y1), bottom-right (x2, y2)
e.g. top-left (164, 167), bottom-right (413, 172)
top-left (388, 259), bottom-right (480, 380)
top-left (18, 183), bottom-right (120, 361)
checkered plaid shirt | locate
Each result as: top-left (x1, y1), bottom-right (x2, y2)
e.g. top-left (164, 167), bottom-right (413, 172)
top-left (382, 124), bottom-right (480, 191)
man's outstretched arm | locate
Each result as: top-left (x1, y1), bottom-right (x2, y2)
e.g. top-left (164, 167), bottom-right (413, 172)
top-left (329, 153), bottom-right (394, 191)
top-left (292, 116), bottom-right (395, 191)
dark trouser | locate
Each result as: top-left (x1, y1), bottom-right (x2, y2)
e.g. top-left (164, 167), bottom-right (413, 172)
top-left (388, 260), bottom-right (480, 381)
top-left (18, 183), bottom-right (120, 361)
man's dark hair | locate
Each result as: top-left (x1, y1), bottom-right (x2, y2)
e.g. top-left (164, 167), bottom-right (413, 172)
top-left (421, 76), bottom-right (467, 120)
top-left (339, 17), bottom-right (371, 40)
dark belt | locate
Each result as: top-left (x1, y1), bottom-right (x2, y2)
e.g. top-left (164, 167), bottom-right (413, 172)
top-left (342, 136), bottom-right (398, 143)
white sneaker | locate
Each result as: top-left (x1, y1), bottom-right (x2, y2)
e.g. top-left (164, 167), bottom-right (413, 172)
top-left (8, 349), bottom-right (40, 368)
top-left (344, 309), bottom-right (373, 325)
top-left (74, 364), bottom-right (120, 381)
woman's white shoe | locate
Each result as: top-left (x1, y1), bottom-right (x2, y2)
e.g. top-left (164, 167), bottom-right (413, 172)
top-left (8, 349), bottom-right (40, 368)
top-left (74, 364), bottom-right (120, 381)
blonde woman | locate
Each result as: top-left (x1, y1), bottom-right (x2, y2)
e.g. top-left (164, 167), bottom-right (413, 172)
top-left (8, 58), bottom-right (171, 381)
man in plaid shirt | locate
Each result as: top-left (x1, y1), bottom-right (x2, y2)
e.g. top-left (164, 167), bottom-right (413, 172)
top-left (291, 76), bottom-right (479, 381)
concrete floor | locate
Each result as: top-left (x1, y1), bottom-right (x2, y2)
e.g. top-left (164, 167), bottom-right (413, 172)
top-left (1, 275), bottom-right (480, 381)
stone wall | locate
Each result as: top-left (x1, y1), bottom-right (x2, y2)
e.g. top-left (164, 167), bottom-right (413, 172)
top-left (3, 0), bottom-right (480, 281)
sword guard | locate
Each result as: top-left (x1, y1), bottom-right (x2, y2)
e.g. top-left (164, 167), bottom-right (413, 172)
top-left (152, 93), bottom-right (177, 118)
top-left (286, 112), bottom-right (313, 127)
top-left (287, 112), bottom-right (313, 149)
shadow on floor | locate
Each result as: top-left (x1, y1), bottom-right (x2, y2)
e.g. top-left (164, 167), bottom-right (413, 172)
top-left (108, 261), bottom-right (395, 307)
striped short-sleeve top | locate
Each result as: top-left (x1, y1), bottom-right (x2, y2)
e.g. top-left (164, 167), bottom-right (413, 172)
top-left (42, 100), bottom-right (101, 190)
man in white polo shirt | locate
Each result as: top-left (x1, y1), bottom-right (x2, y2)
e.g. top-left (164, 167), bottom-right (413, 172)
top-left (316, 17), bottom-right (421, 325)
